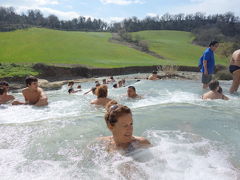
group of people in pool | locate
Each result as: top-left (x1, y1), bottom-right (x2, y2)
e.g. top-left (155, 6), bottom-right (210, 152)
top-left (1, 46), bottom-right (240, 152)
top-left (0, 76), bottom-right (48, 106)
top-left (199, 41), bottom-right (240, 96)
top-left (0, 76), bottom-right (150, 152)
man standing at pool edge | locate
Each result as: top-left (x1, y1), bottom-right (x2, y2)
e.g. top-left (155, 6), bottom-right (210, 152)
top-left (199, 41), bottom-right (219, 89)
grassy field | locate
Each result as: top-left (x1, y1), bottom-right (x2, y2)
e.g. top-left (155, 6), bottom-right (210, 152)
top-left (0, 28), bottom-right (167, 68)
top-left (0, 28), bottom-right (228, 78)
top-left (0, 63), bottom-right (39, 78)
top-left (132, 30), bottom-right (227, 66)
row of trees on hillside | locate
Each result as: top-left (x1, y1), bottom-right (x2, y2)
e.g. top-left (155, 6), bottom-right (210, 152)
top-left (111, 12), bottom-right (240, 45)
top-left (0, 7), bottom-right (108, 31)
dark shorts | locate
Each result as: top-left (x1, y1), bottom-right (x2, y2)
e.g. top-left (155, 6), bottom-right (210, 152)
top-left (202, 74), bottom-right (212, 84)
top-left (229, 65), bottom-right (240, 74)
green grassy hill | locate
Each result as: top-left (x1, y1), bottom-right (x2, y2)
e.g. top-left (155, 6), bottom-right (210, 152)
top-left (0, 28), bottom-right (227, 78)
top-left (132, 30), bottom-right (227, 66)
top-left (0, 28), bottom-right (166, 68)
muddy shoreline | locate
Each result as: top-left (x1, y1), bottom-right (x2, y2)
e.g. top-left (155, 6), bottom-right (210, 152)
top-left (1, 63), bottom-right (222, 91)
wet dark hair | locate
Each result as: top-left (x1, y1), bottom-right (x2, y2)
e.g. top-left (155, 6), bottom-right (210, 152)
top-left (68, 81), bottom-right (74, 86)
top-left (209, 80), bottom-right (219, 91)
top-left (68, 88), bottom-right (73, 94)
top-left (0, 81), bottom-right (9, 87)
top-left (209, 41), bottom-right (219, 47)
top-left (96, 85), bottom-right (108, 98)
top-left (96, 83), bottom-right (100, 87)
top-left (0, 87), bottom-right (6, 95)
top-left (152, 71), bottom-right (157, 74)
top-left (25, 76), bottom-right (38, 87)
top-left (128, 86), bottom-right (136, 92)
top-left (105, 105), bottom-right (132, 126)
top-left (113, 84), bottom-right (117, 88)
top-left (218, 86), bottom-right (223, 94)
top-left (91, 87), bottom-right (96, 94)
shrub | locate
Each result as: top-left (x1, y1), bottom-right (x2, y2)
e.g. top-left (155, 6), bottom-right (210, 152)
top-left (215, 70), bottom-right (232, 80)
top-left (162, 65), bottom-right (179, 76)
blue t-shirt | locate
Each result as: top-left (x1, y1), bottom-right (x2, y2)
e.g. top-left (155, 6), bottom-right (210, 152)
top-left (199, 48), bottom-right (215, 74)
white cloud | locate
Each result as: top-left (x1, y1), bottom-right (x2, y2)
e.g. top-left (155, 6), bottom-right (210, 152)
top-left (105, 16), bottom-right (125, 22)
top-left (146, 13), bottom-right (158, 17)
top-left (170, 0), bottom-right (240, 16)
top-left (34, 0), bottom-right (59, 5)
top-left (100, 0), bottom-right (144, 5)
top-left (14, 6), bottom-right (80, 20)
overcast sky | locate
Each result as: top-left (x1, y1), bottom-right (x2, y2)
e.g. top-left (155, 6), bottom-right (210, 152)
top-left (0, 0), bottom-right (239, 22)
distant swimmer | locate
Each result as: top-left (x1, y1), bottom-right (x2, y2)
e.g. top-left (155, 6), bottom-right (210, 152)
top-left (198, 41), bottom-right (219, 89)
top-left (21, 76), bottom-right (48, 106)
top-left (229, 49), bottom-right (240, 93)
top-left (68, 81), bottom-right (81, 94)
top-left (127, 86), bottom-right (141, 99)
top-left (84, 81), bottom-right (100, 95)
top-left (84, 87), bottom-right (97, 95)
top-left (0, 87), bottom-right (15, 104)
top-left (91, 85), bottom-right (113, 107)
top-left (107, 76), bottom-right (115, 83)
top-left (202, 80), bottom-right (229, 100)
top-left (98, 104), bottom-right (151, 153)
top-left (148, 71), bottom-right (159, 80)
top-left (118, 80), bottom-right (123, 88)
top-left (102, 79), bottom-right (107, 84)
top-left (122, 79), bottom-right (126, 86)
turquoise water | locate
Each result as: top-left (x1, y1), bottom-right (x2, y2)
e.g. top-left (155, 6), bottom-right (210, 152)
top-left (0, 77), bottom-right (240, 179)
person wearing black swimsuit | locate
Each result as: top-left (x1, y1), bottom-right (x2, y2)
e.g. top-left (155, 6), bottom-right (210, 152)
top-left (229, 49), bottom-right (240, 93)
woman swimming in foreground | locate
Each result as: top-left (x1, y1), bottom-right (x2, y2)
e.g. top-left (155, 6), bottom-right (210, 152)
top-left (99, 104), bottom-right (151, 153)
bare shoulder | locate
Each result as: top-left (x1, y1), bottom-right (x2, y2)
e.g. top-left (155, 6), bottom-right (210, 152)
top-left (91, 99), bottom-right (97, 104)
top-left (22, 88), bottom-right (28, 93)
top-left (134, 136), bottom-right (151, 146)
top-left (37, 87), bottom-right (44, 92)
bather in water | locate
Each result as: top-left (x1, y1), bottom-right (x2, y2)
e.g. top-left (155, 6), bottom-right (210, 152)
top-left (98, 104), bottom-right (151, 153)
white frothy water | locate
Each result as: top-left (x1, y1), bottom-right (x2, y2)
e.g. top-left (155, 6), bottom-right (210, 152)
top-left (0, 77), bottom-right (240, 179)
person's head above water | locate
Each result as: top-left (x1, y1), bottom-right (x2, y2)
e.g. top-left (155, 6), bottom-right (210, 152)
top-left (0, 81), bottom-right (9, 91)
top-left (25, 76), bottom-right (38, 88)
top-left (113, 84), bottom-right (117, 88)
top-left (0, 87), bottom-right (7, 95)
top-left (127, 86), bottom-right (137, 98)
top-left (96, 85), bottom-right (108, 98)
top-left (209, 40), bottom-right (219, 52)
top-left (218, 86), bottom-right (223, 94)
top-left (68, 88), bottom-right (74, 94)
top-left (0, 81), bottom-right (9, 87)
top-left (152, 71), bottom-right (157, 75)
top-left (102, 79), bottom-right (107, 84)
top-left (105, 104), bottom-right (133, 144)
top-left (91, 87), bottom-right (97, 95)
top-left (118, 80), bottom-right (123, 87)
top-left (209, 80), bottom-right (220, 91)
top-left (68, 81), bottom-right (74, 86)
